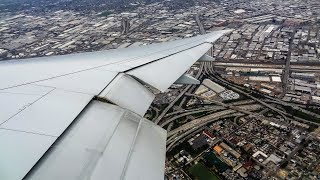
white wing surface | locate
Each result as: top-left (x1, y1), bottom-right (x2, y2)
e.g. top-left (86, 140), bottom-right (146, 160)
top-left (0, 30), bottom-right (230, 180)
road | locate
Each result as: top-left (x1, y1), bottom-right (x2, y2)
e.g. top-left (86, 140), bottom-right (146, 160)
top-left (155, 63), bottom-right (204, 124)
top-left (264, 99), bottom-right (320, 120)
top-left (154, 27), bottom-right (319, 152)
top-left (165, 61), bottom-right (319, 151)
top-left (281, 28), bottom-right (295, 97)
top-left (211, 62), bottom-right (320, 72)
top-left (204, 62), bottom-right (320, 126)
top-left (166, 111), bottom-right (245, 151)
top-left (154, 11), bottom-right (207, 124)
top-left (161, 100), bottom-right (261, 128)
top-left (160, 106), bottom-right (225, 127)
top-left (167, 103), bottom-right (262, 137)
top-left (195, 13), bottom-right (205, 35)
top-left (168, 109), bottom-right (238, 136)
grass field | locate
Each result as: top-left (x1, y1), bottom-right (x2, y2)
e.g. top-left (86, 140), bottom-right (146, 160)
top-left (188, 163), bottom-right (220, 180)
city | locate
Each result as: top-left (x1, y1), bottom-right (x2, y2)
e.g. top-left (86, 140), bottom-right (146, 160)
top-left (1, 0), bottom-right (320, 180)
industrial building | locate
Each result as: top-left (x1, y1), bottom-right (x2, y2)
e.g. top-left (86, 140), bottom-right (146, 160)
top-left (202, 79), bottom-right (225, 93)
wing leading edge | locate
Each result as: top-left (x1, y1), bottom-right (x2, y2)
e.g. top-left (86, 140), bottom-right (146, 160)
top-left (0, 30), bottom-right (231, 180)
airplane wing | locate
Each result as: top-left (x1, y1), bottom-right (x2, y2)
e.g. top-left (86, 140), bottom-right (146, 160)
top-left (0, 30), bottom-right (231, 180)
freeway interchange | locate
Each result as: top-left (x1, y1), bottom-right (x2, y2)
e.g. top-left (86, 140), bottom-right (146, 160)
top-left (147, 61), bottom-right (320, 152)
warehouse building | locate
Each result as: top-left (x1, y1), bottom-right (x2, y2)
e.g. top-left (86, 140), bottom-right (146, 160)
top-left (202, 79), bottom-right (225, 93)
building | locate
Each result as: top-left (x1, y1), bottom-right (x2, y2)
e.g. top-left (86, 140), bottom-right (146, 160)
top-left (292, 72), bottom-right (315, 80)
top-left (293, 85), bottom-right (311, 93)
top-left (311, 96), bottom-right (320, 104)
top-left (213, 145), bottom-right (223, 154)
top-left (219, 90), bottom-right (240, 100)
top-left (202, 79), bottom-right (225, 93)
top-left (201, 90), bottom-right (216, 99)
top-left (189, 134), bottom-right (208, 150)
top-left (194, 85), bottom-right (209, 95)
top-left (220, 142), bottom-right (241, 159)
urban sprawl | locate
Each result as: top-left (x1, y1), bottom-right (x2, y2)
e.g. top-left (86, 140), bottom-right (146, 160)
top-left (1, 0), bottom-right (320, 179)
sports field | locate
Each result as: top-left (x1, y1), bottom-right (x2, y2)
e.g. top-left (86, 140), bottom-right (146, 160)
top-left (188, 163), bottom-right (220, 180)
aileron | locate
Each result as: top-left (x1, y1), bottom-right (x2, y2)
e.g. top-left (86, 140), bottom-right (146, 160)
top-left (127, 43), bottom-right (212, 92)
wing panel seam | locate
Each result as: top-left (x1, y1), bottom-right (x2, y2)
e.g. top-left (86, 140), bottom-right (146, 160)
top-left (0, 87), bottom-right (56, 126)
top-left (124, 42), bottom-right (211, 73)
top-left (0, 128), bottom-right (58, 138)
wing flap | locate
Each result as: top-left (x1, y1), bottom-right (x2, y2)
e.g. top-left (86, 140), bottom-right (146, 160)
top-left (99, 73), bottom-right (155, 116)
top-left (25, 101), bottom-right (167, 180)
top-left (25, 101), bottom-right (127, 180)
top-left (123, 119), bottom-right (167, 180)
